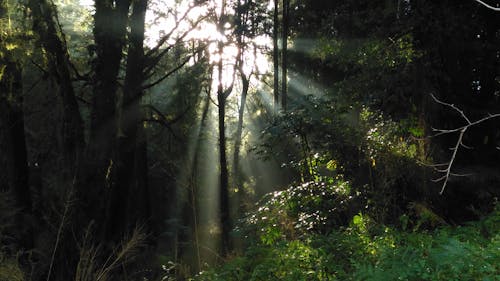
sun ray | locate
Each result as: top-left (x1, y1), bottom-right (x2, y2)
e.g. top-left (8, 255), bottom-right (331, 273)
top-left (288, 70), bottom-right (328, 99)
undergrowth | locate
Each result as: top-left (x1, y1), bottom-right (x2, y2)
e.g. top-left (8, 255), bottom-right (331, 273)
top-left (193, 180), bottom-right (500, 281)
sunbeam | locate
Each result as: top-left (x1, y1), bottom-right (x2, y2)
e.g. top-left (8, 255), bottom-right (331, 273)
top-left (288, 70), bottom-right (328, 99)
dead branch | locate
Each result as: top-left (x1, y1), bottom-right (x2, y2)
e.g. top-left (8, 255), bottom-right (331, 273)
top-left (430, 94), bottom-right (500, 194)
top-left (142, 55), bottom-right (193, 90)
top-left (473, 0), bottom-right (500, 11)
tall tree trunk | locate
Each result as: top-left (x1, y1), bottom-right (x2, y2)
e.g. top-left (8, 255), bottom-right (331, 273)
top-left (28, 0), bottom-right (84, 175)
top-left (0, 53), bottom-right (33, 250)
top-left (104, 0), bottom-right (148, 243)
top-left (26, 2), bottom-right (89, 279)
top-left (232, 0), bottom-right (249, 217)
top-left (216, 0), bottom-right (233, 257)
top-left (80, 0), bottom-right (130, 233)
top-left (217, 89), bottom-right (231, 256)
top-left (273, 0), bottom-right (280, 112)
top-left (281, 0), bottom-right (289, 110)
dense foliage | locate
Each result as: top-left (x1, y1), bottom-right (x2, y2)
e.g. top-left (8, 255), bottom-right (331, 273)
top-left (195, 192), bottom-right (500, 280)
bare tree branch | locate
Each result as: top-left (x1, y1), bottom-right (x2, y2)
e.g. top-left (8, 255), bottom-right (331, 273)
top-left (142, 104), bottom-right (191, 140)
top-left (431, 94), bottom-right (471, 124)
top-left (429, 94), bottom-right (500, 194)
top-left (142, 56), bottom-right (192, 90)
top-left (473, 0), bottom-right (500, 11)
top-left (144, 11), bottom-right (209, 77)
top-left (146, 4), bottom-right (197, 56)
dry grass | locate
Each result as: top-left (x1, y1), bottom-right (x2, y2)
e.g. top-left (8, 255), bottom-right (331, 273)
top-left (0, 192), bottom-right (24, 281)
top-left (0, 253), bottom-right (24, 281)
top-left (74, 225), bottom-right (147, 281)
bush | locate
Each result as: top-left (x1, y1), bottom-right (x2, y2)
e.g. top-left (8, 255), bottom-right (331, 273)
top-left (194, 206), bottom-right (500, 281)
top-left (241, 178), bottom-right (357, 246)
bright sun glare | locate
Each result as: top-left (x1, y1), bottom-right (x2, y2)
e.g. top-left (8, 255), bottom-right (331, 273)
top-left (79, 0), bottom-right (270, 90)
top-left (146, 0), bottom-right (270, 89)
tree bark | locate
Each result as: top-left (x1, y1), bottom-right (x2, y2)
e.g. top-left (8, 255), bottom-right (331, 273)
top-left (0, 54), bottom-right (33, 250)
top-left (217, 62), bottom-right (231, 256)
top-left (232, 72), bottom-right (249, 210)
top-left (273, 0), bottom-right (280, 112)
top-left (232, 0), bottom-right (250, 216)
top-left (281, 0), bottom-right (289, 110)
top-left (79, 0), bottom-right (131, 233)
top-left (104, 0), bottom-right (149, 243)
top-left (215, 0), bottom-right (233, 257)
top-left (217, 89), bottom-right (231, 256)
top-left (28, 0), bottom-right (84, 174)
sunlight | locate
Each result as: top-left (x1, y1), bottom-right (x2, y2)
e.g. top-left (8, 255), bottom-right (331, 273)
top-left (145, 0), bottom-right (271, 92)
top-left (79, 0), bottom-right (272, 94)
top-left (239, 117), bottom-right (294, 197)
top-left (79, 0), bottom-right (93, 7)
top-left (195, 106), bottom-right (220, 264)
top-left (288, 71), bottom-right (327, 98)
top-left (144, 0), bottom-right (275, 263)
top-left (172, 95), bottom-right (221, 267)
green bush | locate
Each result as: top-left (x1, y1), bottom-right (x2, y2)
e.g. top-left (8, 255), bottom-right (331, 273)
top-left (195, 206), bottom-right (499, 281)
top-left (241, 178), bottom-right (356, 246)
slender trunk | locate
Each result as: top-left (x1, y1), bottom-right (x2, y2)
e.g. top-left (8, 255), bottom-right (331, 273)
top-left (232, 73), bottom-right (249, 205)
top-left (232, 0), bottom-right (249, 216)
top-left (217, 74), bottom-right (231, 256)
top-left (281, 0), bottom-right (289, 110)
top-left (217, 90), bottom-right (231, 256)
top-left (273, 0), bottom-right (280, 112)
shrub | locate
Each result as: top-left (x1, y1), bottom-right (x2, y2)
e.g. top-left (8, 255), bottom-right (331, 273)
top-left (195, 206), bottom-right (499, 281)
top-left (241, 178), bottom-right (356, 246)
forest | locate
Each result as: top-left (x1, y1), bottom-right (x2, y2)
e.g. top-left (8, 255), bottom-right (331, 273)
top-left (0, 0), bottom-right (499, 280)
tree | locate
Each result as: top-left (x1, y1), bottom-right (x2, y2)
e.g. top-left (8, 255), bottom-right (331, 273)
top-left (22, 0), bottom-right (206, 278)
top-left (78, 0), bottom-right (131, 234)
top-left (0, 0), bottom-right (32, 250)
top-left (104, 0), bottom-right (150, 243)
top-left (215, 0), bottom-right (234, 256)
top-left (28, 0), bottom-right (84, 177)
top-left (273, 0), bottom-right (279, 111)
top-left (281, 0), bottom-right (288, 110)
